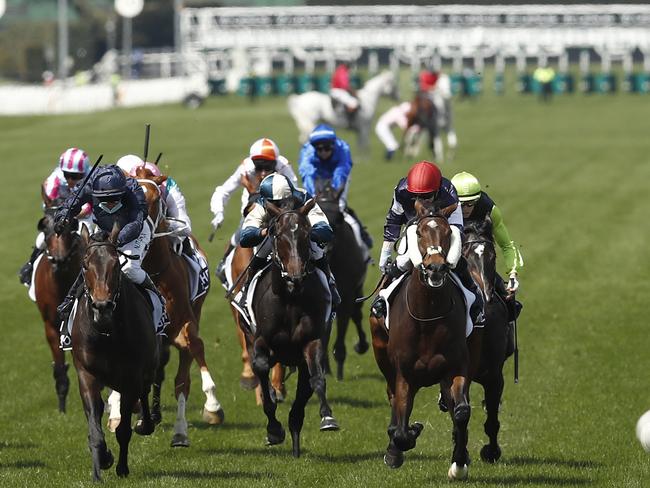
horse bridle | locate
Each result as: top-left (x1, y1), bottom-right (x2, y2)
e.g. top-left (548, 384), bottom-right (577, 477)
top-left (82, 241), bottom-right (128, 311)
top-left (269, 211), bottom-right (312, 282)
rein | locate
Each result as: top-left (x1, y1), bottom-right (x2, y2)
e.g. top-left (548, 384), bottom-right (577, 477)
top-left (269, 210), bottom-right (312, 281)
top-left (404, 276), bottom-right (455, 322)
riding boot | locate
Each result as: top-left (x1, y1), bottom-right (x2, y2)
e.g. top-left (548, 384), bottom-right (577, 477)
top-left (215, 242), bottom-right (235, 287)
top-left (314, 257), bottom-right (341, 311)
top-left (57, 271), bottom-right (85, 350)
top-left (234, 255), bottom-right (267, 311)
top-left (140, 275), bottom-right (170, 328)
top-left (345, 207), bottom-right (373, 249)
top-left (495, 273), bottom-right (524, 322)
top-left (454, 258), bottom-right (486, 328)
top-left (370, 261), bottom-right (402, 319)
top-left (19, 247), bottom-right (43, 287)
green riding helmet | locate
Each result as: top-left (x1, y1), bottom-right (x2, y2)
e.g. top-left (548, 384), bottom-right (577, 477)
top-left (451, 172), bottom-right (481, 202)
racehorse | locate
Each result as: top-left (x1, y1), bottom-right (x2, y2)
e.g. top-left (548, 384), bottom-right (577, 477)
top-left (242, 198), bottom-right (339, 457)
top-left (33, 199), bottom-right (82, 413)
top-left (404, 74), bottom-right (457, 163)
top-left (117, 169), bottom-right (224, 448)
top-left (369, 200), bottom-right (482, 480)
top-left (72, 224), bottom-right (158, 481)
top-left (314, 181), bottom-right (369, 380)
top-left (288, 70), bottom-right (398, 151)
top-left (462, 218), bottom-right (510, 463)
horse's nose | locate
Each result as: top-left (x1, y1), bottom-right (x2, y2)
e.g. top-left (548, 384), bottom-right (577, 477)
top-left (426, 262), bottom-right (446, 274)
top-left (92, 300), bottom-right (116, 313)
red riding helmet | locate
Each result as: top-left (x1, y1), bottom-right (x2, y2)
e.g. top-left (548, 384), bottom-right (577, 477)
top-left (406, 161), bottom-right (442, 194)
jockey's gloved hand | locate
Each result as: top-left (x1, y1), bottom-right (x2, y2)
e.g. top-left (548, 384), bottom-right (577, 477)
top-left (507, 272), bottom-right (519, 294)
top-left (379, 241), bottom-right (393, 273)
top-left (211, 212), bottom-right (224, 230)
top-left (54, 218), bottom-right (69, 236)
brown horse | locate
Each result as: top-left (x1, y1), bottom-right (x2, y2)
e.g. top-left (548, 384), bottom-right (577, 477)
top-left (369, 200), bottom-right (482, 480)
top-left (404, 92), bottom-right (445, 162)
top-left (33, 199), bottom-right (83, 413)
top-left (242, 199), bottom-right (338, 457)
top-left (314, 181), bottom-right (369, 380)
top-left (126, 170), bottom-right (224, 448)
top-left (462, 218), bottom-right (510, 463)
top-left (72, 224), bottom-right (158, 481)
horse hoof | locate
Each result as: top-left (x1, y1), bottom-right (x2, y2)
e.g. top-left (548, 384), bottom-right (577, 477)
top-left (100, 449), bottom-right (114, 470)
top-left (240, 375), bottom-right (259, 391)
top-left (150, 411), bottom-right (162, 425)
top-left (203, 407), bottom-right (225, 425)
top-left (116, 463), bottom-right (129, 478)
top-left (447, 462), bottom-right (468, 480)
top-left (265, 427), bottom-right (286, 446)
top-left (171, 433), bottom-right (190, 448)
top-left (320, 416), bottom-right (339, 431)
top-left (107, 418), bottom-right (121, 433)
top-left (134, 419), bottom-right (155, 436)
top-left (354, 340), bottom-right (369, 354)
top-left (480, 444), bottom-right (501, 463)
top-left (409, 422), bottom-right (424, 439)
top-left (383, 450), bottom-right (404, 469)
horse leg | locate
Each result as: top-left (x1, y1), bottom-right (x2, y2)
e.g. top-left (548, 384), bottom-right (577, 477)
top-left (107, 390), bottom-right (121, 432)
top-left (480, 372), bottom-right (504, 463)
top-left (170, 348), bottom-right (192, 448)
top-left (181, 321), bottom-right (225, 425)
top-left (332, 310), bottom-right (347, 381)
top-left (134, 384), bottom-right (155, 437)
top-left (251, 337), bottom-right (284, 445)
top-left (151, 341), bottom-right (170, 425)
top-left (271, 364), bottom-right (286, 403)
top-left (304, 338), bottom-right (339, 431)
top-left (115, 393), bottom-right (134, 478)
top-left (46, 320), bottom-right (69, 413)
top-left (77, 369), bottom-right (113, 481)
top-left (288, 364), bottom-right (313, 457)
top-left (385, 374), bottom-right (421, 469)
top-left (235, 310), bottom-right (259, 390)
top-left (351, 299), bottom-right (369, 355)
top-left (447, 374), bottom-right (471, 480)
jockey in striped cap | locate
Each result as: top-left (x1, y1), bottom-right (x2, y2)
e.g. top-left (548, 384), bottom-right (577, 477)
top-left (19, 148), bottom-right (93, 287)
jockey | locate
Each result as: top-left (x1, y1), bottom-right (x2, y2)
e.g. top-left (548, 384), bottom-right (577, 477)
top-left (451, 171), bottom-right (524, 296)
top-left (54, 164), bottom-right (166, 350)
top-left (234, 173), bottom-right (340, 314)
top-left (373, 160), bottom-right (485, 329)
top-left (19, 148), bottom-right (92, 287)
top-left (116, 154), bottom-right (192, 239)
top-left (330, 61), bottom-right (359, 118)
top-left (298, 124), bottom-right (372, 262)
top-left (374, 101), bottom-right (412, 161)
top-left (418, 70), bottom-right (440, 93)
top-left (210, 138), bottom-right (298, 285)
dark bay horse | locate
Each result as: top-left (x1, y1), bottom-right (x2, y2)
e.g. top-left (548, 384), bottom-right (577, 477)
top-left (314, 181), bottom-right (369, 380)
top-left (404, 91), bottom-right (446, 162)
top-left (462, 218), bottom-right (510, 463)
top-left (33, 199), bottom-right (82, 413)
top-left (130, 171), bottom-right (224, 448)
top-left (72, 224), bottom-right (158, 481)
top-left (243, 198), bottom-right (338, 457)
top-left (369, 200), bottom-right (481, 480)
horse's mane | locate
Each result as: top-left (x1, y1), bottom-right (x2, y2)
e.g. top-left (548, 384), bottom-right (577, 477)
top-left (464, 218), bottom-right (493, 240)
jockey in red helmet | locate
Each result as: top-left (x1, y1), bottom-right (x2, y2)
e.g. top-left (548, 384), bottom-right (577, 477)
top-left (372, 160), bottom-right (486, 331)
top-left (330, 62), bottom-right (360, 119)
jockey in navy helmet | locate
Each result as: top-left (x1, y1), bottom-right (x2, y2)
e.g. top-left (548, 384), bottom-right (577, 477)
top-left (298, 124), bottom-right (373, 262)
top-left (372, 160), bottom-right (486, 330)
top-left (234, 173), bottom-right (340, 318)
top-left (54, 164), bottom-right (166, 350)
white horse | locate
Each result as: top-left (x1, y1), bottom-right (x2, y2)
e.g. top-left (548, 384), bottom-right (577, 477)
top-left (404, 73), bottom-right (457, 163)
top-left (288, 71), bottom-right (398, 151)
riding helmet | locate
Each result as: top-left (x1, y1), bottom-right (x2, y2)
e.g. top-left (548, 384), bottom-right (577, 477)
top-left (92, 166), bottom-right (127, 199)
top-left (451, 172), bottom-right (481, 202)
top-left (406, 161), bottom-right (442, 194)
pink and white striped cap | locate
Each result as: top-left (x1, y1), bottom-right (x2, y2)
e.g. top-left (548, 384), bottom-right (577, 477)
top-left (58, 148), bottom-right (90, 174)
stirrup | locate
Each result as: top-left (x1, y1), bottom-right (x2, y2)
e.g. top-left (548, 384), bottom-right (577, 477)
top-left (59, 332), bottom-right (72, 351)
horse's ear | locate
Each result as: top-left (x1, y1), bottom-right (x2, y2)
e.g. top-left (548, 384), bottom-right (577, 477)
top-left (440, 203), bottom-right (458, 219)
top-left (80, 223), bottom-right (90, 246)
top-left (414, 198), bottom-right (427, 218)
top-left (265, 200), bottom-right (282, 217)
top-left (152, 175), bottom-right (167, 186)
top-left (300, 198), bottom-right (316, 216)
top-left (37, 217), bottom-right (47, 232)
top-left (108, 221), bottom-right (121, 244)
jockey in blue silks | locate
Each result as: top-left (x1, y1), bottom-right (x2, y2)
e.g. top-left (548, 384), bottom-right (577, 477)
top-left (53, 164), bottom-right (166, 350)
top-left (233, 173), bottom-right (340, 318)
top-left (298, 124), bottom-right (373, 262)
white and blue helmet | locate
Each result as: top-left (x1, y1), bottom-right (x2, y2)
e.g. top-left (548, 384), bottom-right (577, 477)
top-left (259, 173), bottom-right (298, 203)
top-left (309, 124), bottom-right (337, 147)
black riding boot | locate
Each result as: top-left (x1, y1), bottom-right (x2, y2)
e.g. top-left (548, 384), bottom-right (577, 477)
top-left (454, 258), bottom-right (486, 328)
top-left (234, 255), bottom-right (267, 311)
top-left (215, 242), bottom-right (235, 287)
top-left (314, 257), bottom-right (341, 311)
top-left (370, 261), bottom-right (402, 318)
top-left (140, 275), bottom-right (169, 328)
top-left (19, 246), bottom-right (43, 287)
top-left (57, 272), bottom-right (85, 350)
top-left (345, 207), bottom-right (373, 249)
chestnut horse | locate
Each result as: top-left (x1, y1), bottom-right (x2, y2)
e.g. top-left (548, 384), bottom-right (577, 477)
top-left (33, 198), bottom-right (82, 413)
top-left (462, 218), bottom-right (510, 463)
top-left (128, 170), bottom-right (224, 448)
top-left (369, 200), bottom-right (482, 480)
top-left (72, 224), bottom-right (158, 481)
top-left (242, 199), bottom-right (338, 457)
top-left (314, 181), bottom-right (369, 380)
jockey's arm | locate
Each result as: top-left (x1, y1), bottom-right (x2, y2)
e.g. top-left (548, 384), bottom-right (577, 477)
top-left (331, 143), bottom-right (352, 192)
top-left (298, 145), bottom-right (317, 196)
top-left (490, 204), bottom-right (523, 276)
top-left (210, 163), bottom-right (245, 218)
top-left (117, 180), bottom-right (146, 246)
top-left (379, 193), bottom-right (407, 270)
top-left (306, 201), bottom-right (333, 244)
top-left (240, 203), bottom-right (267, 248)
top-left (54, 179), bottom-right (92, 225)
top-left (166, 178), bottom-right (192, 236)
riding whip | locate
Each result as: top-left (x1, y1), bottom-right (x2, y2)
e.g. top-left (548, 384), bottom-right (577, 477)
top-left (355, 273), bottom-right (388, 303)
top-left (513, 315), bottom-right (519, 384)
top-left (61, 154), bottom-right (103, 226)
top-left (154, 152), bottom-right (162, 165)
top-left (143, 123), bottom-right (151, 163)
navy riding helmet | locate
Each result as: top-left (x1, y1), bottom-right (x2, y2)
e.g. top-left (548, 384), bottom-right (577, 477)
top-left (92, 166), bottom-right (126, 200)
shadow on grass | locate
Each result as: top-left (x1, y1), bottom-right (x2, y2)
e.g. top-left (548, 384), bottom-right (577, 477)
top-left (329, 395), bottom-right (385, 409)
top-left (0, 441), bottom-right (38, 449)
top-left (0, 461), bottom-right (47, 469)
top-left (467, 474), bottom-right (593, 486)
top-left (198, 446), bottom-right (296, 458)
top-left (310, 450), bottom-right (447, 463)
top-left (504, 456), bottom-right (603, 469)
top-left (192, 421), bottom-right (258, 431)
top-left (145, 470), bottom-right (273, 481)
